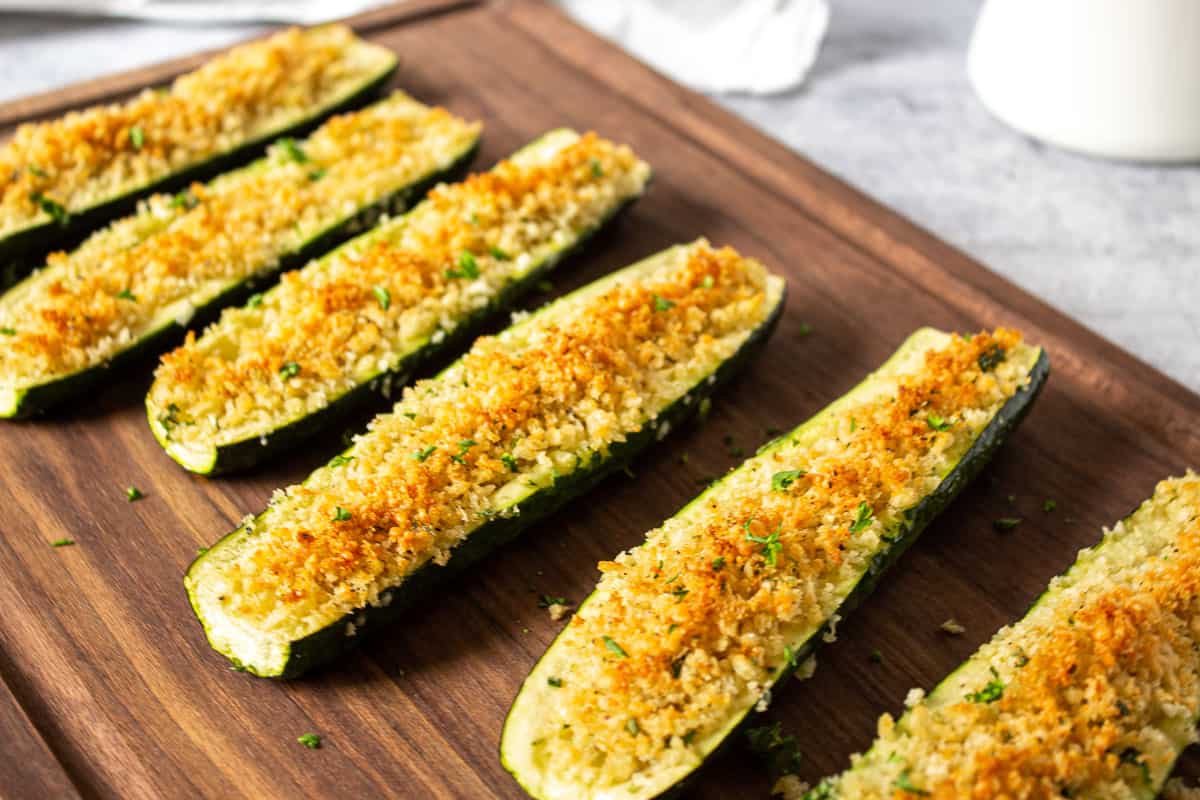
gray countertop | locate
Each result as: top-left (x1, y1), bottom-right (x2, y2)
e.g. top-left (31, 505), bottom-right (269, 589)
top-left (2, 0), bottom-right (1196, 391)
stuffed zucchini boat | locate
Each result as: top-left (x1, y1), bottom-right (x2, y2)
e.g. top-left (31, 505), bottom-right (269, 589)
top-left (0, 25), bottom-right (397, 281)
top-left (807, 472), bottom-right (1200, 800)
top-left (147, 128), bottom-right (652, 475)
top-left (185, 240), bottom-right (786, 678)
top-left (0, 92), bottom-right (480, 418)
top-left (501, 327), bottom-right (1050, 800)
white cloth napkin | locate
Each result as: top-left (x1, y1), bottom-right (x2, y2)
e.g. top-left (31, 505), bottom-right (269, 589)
top-left (559, 0), bottom-right (830, 95)
top-left (0, 0), bottom-right (830, 94)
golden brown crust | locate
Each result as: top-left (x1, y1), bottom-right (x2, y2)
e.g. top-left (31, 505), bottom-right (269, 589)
top-left (0, 94), bottom-right (478, 387)
top-left (525, 329), bottom-right (1034, 789)
top-left (0, 26), bottom-right (388, 237)
top-left (148, 133), bottom-right (649, 447)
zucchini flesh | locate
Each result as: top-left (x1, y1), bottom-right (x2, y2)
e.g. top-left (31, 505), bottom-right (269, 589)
top-left (0, 25), bottom-right (397, 282)
top-left (501, 327), bottom-right (1049, 800)
top-left (809, 473), bottom-right (1200, 800)
top-left (185, 240), bottom-right (786, 678)
top-left (0, 93), bottom-right (480, 418)
top-left (146, 129), bottom-right (652, 475)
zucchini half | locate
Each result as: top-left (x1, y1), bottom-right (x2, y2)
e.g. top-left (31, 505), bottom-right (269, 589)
top-left (808, 472), bottom-right (1200, 800)
top-left (501, 327), bottom-right (1050, 800)
top-left (146, 129), bottom-right (652, 475)
top-left (185, 240), bottom-right (787, 678)
top-left (0, 93), bottom-right (481, 419)
top-left (0, 25), bottom-right (397, 283)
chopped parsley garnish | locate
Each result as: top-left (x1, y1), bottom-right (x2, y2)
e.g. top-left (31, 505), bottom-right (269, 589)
top-left (372, 285), bottom-right (391, 310)
top-left (51, 538), bottom-right (75, 548)
top-left (966, 667), bottom-right (1005, 704)
top-left (116, 288), bottom-right (137, 301)
top-left (978, 346), bottom-right (1006, 372)
top-left (849, 417), bottom-right (858, 432)
top-left (27, 164), bottom-right (47, 177)
top-left (332, 506), bottom-right (352, 522)
top-left (652, 294), bottom-right (675, 312)
top-left (446, 251), bottom-right (480, 279)
top-left (413, 445), bottom-right (437, 462)
top-left (29, 192), bottom-right (69, 226)
top-left (771, 469), bottom-right (806, 492)
top-left (538, 595), bottom-right (567, 608)
top-left (450, 439), bottom-right (477, 464)
top-left (169, 189), bottom-right (198, 209)
top-left (308, 168), bottom-right (326, 181)
top-left (746, 523), bottom-right (783, 566)
top-left (926, 413), bottom-right (952, 431)
top-left (1118, 747), bottom-right (1151, 785)
top-left (129, 125), bottom-right (145, 150)
top-left (279, 138), bottom-right (308, 163)
top-left (711, 556), bottom-right (725, 571)
top-left (500, 453), bottom-right (518, 472)
top-left (894, 770), bottom-right (931, 796)
top-left (0, 327), bottom-right (15, 336)
top-left (697, 396), bottom-right (712, 422)
top-left (1043, 499), bottom-right (1057, 513)
top-left (625, 718), bottom-right (639, 736)
top-left (701, 275), bottom-right (714, 289)
top-left (126, 486), bottom-right (144, 502)
top-left (603, 635), bottom-right (628, 658)
top-left (546, 676), bottom-right (563, 688)
top-left (796, 321), bottom-right (813, 337)
top-left (671, 586), bottom-right (689, 601)
top-left (196, 547), bottom-right (209, 556)
top-left (329, 454), bottom-right (354, 467)
top-left (296, 733), bottom-right (321, 749)
top-left (849, 502), bottom-right (874, 533)
top-left (246, 293), bottom-right (264, 308)
top-left (869, 648), bottom-right (884, 664)
top-left (745, 722), bottom-right (804, 781)
top-left (590, 159), bottom-right (604, 177)
top-left (993, 517), bottom-right (1022, 531)
top-left (279, 361), bottom-right (301, 380)
top-left (489, 245), bottom-right (511, 261)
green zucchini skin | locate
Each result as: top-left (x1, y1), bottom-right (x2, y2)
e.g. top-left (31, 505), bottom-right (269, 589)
top-left (185, 282), bottom-right (786, 679)
top-left (150, 181), bottom-right (644, 476)
top-left (2, 138), bottom-right (478, 420)
top-left (501, 341), bottom-right (1050, 800)
top-left (0, 62), bottom-right (397, 292)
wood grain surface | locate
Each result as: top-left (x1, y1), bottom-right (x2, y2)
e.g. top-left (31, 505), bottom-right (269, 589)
top-left (1, 1), bottom-right (1197, 797)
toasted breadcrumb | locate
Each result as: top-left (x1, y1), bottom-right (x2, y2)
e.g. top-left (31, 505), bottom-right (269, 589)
top-left (521, 329), bottom-right (1036, 792)
top-left (148, 132), bottom-right (650, 450)
top-left (194, 241), bottom-right (779, 657)
top-left (825, 473), bottom-right (1200, 800)
top-left (0, 93), bottom-right (478, 390)
top-left (0, 26), bottom-right (392, 239)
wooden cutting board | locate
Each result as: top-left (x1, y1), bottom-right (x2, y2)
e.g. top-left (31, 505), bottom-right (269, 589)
top-left (2, 2), bottom-right (1197, 797)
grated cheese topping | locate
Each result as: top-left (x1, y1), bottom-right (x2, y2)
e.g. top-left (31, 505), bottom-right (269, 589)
top-left (148, 131), bottom-right (650, 451)
top-left (0, 93), bottom-right (479, 391)
top-left (516, 328), bottom-right (1038, 795)
top-left (191, 241), bottom-right (781, 655)
top-left (0, 25), bottom-right (394, 239)
top-left (821, 472), bottom-right (1200, 800)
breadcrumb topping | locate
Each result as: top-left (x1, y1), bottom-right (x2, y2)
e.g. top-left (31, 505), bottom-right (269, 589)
top-left (0, 26), bottom-right (393, 239)
top-left (0, 93), bottom-right (479, 390)
top-left (191, 241), bottom-right (779, 656)
top-left (148, 131), bottom-right (650, 451)
top-left (826, 473), bottom-right (1200, 800)
top-left (518, 328), bottom-right (1037, 794)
